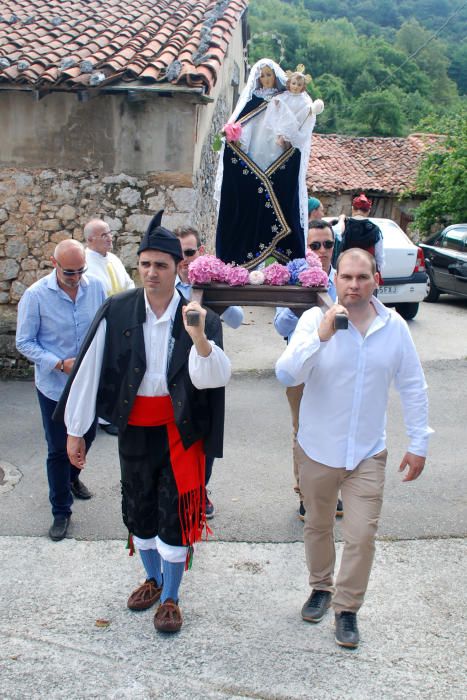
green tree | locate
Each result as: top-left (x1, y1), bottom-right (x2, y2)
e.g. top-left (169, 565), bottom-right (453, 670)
top-left (351, 89), bottom-right (405, 136)
top-left (412, 115), bottom-right (467, 232)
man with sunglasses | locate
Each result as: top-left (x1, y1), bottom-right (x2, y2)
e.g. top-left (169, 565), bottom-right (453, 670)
top-left (274, 220), bottom-right (342, 521)
top-left (174, 226), bottom-right (243, 518)
top-left (16, 239), bottom-right (106, 541)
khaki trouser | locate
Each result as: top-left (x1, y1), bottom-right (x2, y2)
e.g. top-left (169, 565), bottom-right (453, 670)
top-left (285, 384), bottom-right (304, 499)
top-left (296, 443), bottom-right (387, 613)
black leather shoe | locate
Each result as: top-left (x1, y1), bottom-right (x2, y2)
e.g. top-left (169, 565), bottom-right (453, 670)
top-left (335, 611), bottom-right (360, 648)
top-left (99, 423), bottom-right (119, 436)
top-left (49, 515), bottom-right (70, 541)
top-left (301, 589), bottom-right (332, 623)
top-left (336, 498), bottom-right (344, 517)
top-left (71, 478), bottom-right (92, 500)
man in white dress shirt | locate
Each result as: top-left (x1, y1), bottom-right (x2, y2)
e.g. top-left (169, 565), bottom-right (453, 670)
top-left (84, 219), bottom-right (134, 296)
top-left (84, 218), bottom-right (135, 436)
top-left (59, 213), bottom-right (231, 634)
top-left (276, 248), bottom-right (431, 649)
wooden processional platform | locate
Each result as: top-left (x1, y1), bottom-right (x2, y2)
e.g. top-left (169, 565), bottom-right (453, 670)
top-left (191, 284), bottom-right (337, 318)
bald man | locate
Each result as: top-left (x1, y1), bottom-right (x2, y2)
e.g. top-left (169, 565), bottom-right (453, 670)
top-left (16, 239), bottom-right (106, 541)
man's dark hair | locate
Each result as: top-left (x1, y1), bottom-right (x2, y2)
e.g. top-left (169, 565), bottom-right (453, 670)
top-left (173, 226), bottom-right (201, 247)
top-left (308, 219), bottom-right (334, 240)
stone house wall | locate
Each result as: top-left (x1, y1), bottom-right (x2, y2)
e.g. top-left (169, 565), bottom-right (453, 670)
top-left (0, 167), bottom-right (201, 373)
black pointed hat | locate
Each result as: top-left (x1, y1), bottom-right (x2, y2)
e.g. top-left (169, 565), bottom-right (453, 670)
top-left (137, 210), bottom-right (183, 261)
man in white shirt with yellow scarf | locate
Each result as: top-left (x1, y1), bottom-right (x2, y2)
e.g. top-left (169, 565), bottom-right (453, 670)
top-left (85, 218), bottom-right (135, 435)
top-left (276, 248), bottom-right (431, 649)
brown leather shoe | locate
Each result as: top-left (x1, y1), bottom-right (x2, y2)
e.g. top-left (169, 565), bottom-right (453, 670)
top-left (127, 578), bottom-right (162, 611)
top-left (154, 599), bottom-right (183, 633)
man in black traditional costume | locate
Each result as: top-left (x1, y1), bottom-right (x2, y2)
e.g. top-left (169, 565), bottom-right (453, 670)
top-left (56, 213), bottom-right (231, 634)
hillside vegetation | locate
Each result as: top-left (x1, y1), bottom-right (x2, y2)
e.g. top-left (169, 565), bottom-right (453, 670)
top-left (248, 0), bottom-right (467, 136)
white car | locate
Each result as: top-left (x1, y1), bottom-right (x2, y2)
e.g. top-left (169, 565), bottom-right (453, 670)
top-left (373, 218), bottom-right (428, 319)
top-left (329, 217), bottom-right (428, 320)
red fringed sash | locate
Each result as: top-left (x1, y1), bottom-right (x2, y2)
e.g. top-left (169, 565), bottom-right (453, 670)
top-left (128, 395), bottom-right (208, 549)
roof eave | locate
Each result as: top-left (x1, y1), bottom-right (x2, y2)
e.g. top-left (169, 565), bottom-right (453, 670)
top-left (0, 82), bottom-right (214, 104)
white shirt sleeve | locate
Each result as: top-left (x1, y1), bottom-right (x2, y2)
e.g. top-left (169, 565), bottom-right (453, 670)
top-left (393, 320), bottom-right (433, 456)
top-left (64, 320), bottom-right (106, 437)
top-left (375, 237), bottom-right (385, 273)
top-left (275, 307), bottom-right (325, 386)
top-left (188, 342), bottom-right (232, 389)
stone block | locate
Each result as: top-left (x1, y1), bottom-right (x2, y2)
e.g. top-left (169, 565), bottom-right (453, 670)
top-left (18, 199), bottom-right (37, 214)
top-left (118, 188), bottom-right (141, 207)
top-left (39, 219), bottom-right (61, 232)
top-left (21, 258), bottom-right (38, 271)
top-left (13, 173), bottom-right (34, 192)
top-left (50, 232), bottom-right (70, 243)
top-left (0, 292), bottom-right (9, 304)
top-left (0, 259), bottom-right (19, 281)
top-left (5, 239), bottom-right (28, 258)
top-left (103, 216), bottom-right (123, 231)
top-left (0, 209), bottom-right (8, 224)
top-left (126, 214), bottom-right (152, 233)
top-left (171, 188), bottom-right (195, 212)
top-left (0, 221), bottom-right (21, 237)
top-left (39, 170), bottom-right (57, 180)
top-left (41, 243), bottom-right (55, 259)
top-left (161, 213), bottom-right (192, 230)
top-left (4, 197), bottom-right (19, 212)
top-left (119, 243), bottom-right (138, 270)
top-left (103, 173), bottom-right (137, 186)
top-left (147, 193), bottom-right (166, 211)
top-left (10, 280), bottom-right (27, 301)
top-left (50, 181), bottom-right (76, 204)
top-left (26, 230), bottom-right (45, 246)
top-left (57, 204), bottom-right (77, 221)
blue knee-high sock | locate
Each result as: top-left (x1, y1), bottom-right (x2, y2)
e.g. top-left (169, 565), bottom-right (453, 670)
top-left (161, 560), bottom-right (185, 603)
top-left (139, 548), bottom-right (162, 586)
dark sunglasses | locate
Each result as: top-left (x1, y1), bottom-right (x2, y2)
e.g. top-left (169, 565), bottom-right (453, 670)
top-left (308, 240), bottom-right (334, 251)
top-left (183, 248), bottom-right (198, 257)
top-left (56, 261), bottom-right (88, 276)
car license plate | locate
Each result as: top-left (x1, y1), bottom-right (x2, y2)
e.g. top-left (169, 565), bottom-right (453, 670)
top-left (379, 286), bottom-right (397, 294)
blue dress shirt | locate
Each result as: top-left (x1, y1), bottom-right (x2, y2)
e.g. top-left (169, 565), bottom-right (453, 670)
top-left (16, 271), bottom-right (106, 401)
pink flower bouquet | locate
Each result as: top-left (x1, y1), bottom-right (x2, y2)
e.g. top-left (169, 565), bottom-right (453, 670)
top-left (305, 250), bottom-right (322, 268)
top-left (298, 267), bottom-right (329, 288)
top-left (223, 122), bottom-right (243, 143)
top-left (188, 255), bottom-right (227, 284)
top-left (224, 264), bottom-right (250, 286)
top-left (263, 263), bottom-right (290, 286)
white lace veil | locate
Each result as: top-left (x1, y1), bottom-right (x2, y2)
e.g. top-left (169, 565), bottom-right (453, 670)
top-left (214, 58), bottom-right (287, 206)
top-left (228, 58), bottom-right (287, 124)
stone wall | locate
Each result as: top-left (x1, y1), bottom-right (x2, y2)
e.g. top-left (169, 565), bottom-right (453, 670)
top-left (0, 167), bottom-right (203, 375)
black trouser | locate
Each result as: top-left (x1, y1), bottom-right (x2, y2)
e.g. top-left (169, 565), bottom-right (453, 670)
top-left (118, 424), bottom-right (184, 545)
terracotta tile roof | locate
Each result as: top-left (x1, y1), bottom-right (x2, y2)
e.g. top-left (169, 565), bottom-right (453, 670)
top-left (0, 0), bottom-right (247, 92)
top-left (308, 133), bottom-right (443, 195)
